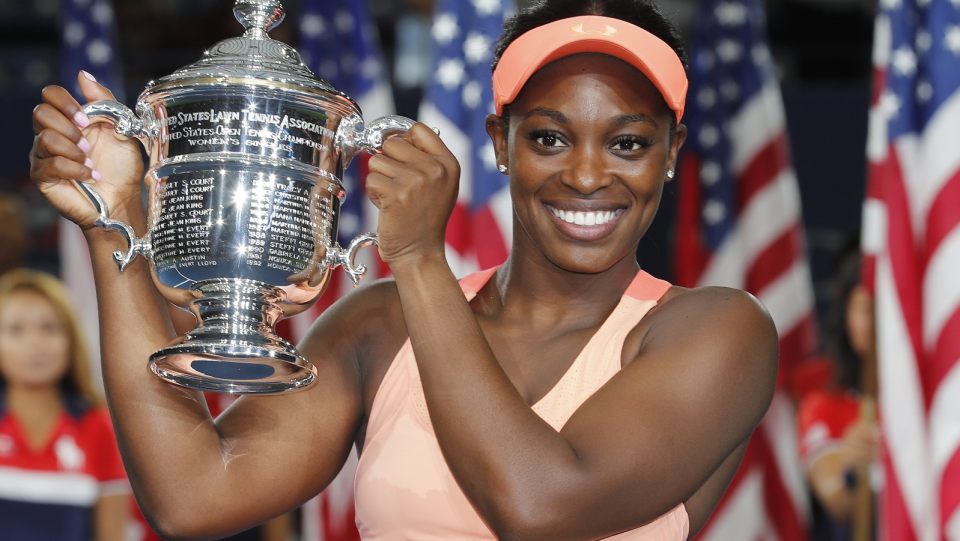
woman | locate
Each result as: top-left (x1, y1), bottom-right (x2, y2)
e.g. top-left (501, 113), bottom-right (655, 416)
top-left (28, 0), bottom-right (778, 539)
top-left (0, 269), bottom-right (128, 541)
top-left (799, 239), bottom-right (879, 540)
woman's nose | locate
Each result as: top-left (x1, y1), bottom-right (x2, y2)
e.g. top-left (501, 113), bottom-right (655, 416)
top-left (562, 145), bottom-right (611, 194)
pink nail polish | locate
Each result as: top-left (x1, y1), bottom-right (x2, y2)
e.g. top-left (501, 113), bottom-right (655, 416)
top-left (84, 158), bottom-right (94, 168)
top-left (92, 170), bottom-right (102, 182)
top-left (81, 70), bottom-right (97, 82)
top-left (78, 137), bottom-right (91, 153)
top-left (74, 111), bottom-right (90, 128)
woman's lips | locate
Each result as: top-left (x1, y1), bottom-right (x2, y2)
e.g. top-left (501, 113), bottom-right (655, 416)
top-left (544, 203), bottom-right (625, 241)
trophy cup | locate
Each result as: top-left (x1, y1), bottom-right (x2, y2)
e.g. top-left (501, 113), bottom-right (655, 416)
top-left (76, 0), bottom-right (416, 394)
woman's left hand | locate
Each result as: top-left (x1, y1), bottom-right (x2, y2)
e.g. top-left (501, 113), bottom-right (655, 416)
top-left (365, 123), bottom-right (460, 268)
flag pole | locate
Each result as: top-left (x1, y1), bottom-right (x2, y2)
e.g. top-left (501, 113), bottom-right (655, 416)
top-left (852, 289), bottom-right (877, 541)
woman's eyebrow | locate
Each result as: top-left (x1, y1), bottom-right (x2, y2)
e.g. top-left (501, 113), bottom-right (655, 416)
top-left (523, 107), bottom-right (569, 123)
top-left (612, 114), bottom-right (658, 127)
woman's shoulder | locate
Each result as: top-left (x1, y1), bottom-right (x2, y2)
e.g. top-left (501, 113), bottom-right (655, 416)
top-left (798, 389), bottom-right (861, 428)
top-left (74, 404), bottom-right (113, 433)
top-left (302, 277), bottom-right (405, 335)
top-left (650, 284), bottom-right (776, 339)
top-left (298, 277), bottom-right (408, 375)
top-left (629, 284), bottom-right (779, 383)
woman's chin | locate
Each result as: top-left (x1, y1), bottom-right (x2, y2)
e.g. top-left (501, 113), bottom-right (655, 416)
top-left (539, 244), bottom-right (633, 275)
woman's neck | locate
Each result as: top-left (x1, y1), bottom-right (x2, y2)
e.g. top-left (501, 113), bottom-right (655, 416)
top-left (5, 384), bottom-right (64, 450)
top-left (477, 236), bottom-right (641, 331)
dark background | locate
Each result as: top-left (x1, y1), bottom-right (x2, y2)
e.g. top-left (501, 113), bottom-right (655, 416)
top-left (0, 0), bottom-right (876, 320)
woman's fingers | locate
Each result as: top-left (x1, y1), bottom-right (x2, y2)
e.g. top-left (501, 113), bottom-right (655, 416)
top-left (404, 122), bottom-right (455, 160)
top-left (77, 70), bottom-right (116, 103)
top-left (36, 85), bottom-right (88, 134)
top-left (367, 151), bottom-right (414, 181)
top-left (34, 155), bottom-right (97, 185)
top-left (364, 171), bottom-right (392, 209)
top-left (35, 128), bottom-right (89, 164)
top-left (33, 103), bottom-right (88, 150)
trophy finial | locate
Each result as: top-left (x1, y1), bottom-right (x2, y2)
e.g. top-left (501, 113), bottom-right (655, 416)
top-left (234, 0), bottom-right (285, 38)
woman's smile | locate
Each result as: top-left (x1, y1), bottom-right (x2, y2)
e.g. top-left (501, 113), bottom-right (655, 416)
top-left (543, 202), bottom-right (626, 241)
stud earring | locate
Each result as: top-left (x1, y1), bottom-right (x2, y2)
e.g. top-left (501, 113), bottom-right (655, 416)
top-left (666, 170), bottom-right (675, 179)
top-left (498, 164), bottom-right (508, 174)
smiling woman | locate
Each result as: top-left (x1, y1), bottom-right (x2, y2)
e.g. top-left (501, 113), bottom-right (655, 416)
top-left (27, 0), bottom-right (778, 540)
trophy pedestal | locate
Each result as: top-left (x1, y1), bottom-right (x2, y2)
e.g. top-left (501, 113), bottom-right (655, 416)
top-left (149, 279), bottom-right (318, 394)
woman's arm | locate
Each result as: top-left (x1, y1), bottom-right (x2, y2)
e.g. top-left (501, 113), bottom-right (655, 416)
top-left (30, 75), bottom-right (365, 540)
top-left (366, 126), bottom-right (779, 541)
top-left (93, 494), bottom-right (128, 541)
top-left (807, 420), bottom-right (879, 522)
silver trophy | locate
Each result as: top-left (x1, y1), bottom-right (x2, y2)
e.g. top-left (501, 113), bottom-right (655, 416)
top-left (77, 0), bottom-right (415, 394)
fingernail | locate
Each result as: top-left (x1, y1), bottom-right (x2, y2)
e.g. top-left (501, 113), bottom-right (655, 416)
top-left (81, 70), bottom-right (97, 82)
top-left (74, 111), bottom-right (90, 128)
top-left (78, 137), bottom-right (91, 153)
top-left (84, 158), bottom-right (93, 168)
top-left (92, 170), bottom-right (102, 182)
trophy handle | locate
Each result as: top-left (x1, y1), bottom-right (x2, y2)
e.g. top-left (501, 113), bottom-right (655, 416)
top-left (82, 100), bottom-right (158, 141)
top-left (325, 233), bottom-right (379, 286)
top-left (77, 100), bottom-right (156, 272)
top-left (337, 115), bottom-right (439, 168)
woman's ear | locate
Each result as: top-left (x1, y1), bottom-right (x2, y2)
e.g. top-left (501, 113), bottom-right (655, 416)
top-left (485, 114), bottom-right (509, 171)
top-left (666, 123), bottom-right (688, 181)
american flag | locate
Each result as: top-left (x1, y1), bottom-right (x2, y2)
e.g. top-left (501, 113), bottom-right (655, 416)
top-left (418, 0), bottom-right (515, 276)
top-left (291, 0), bottom-right (395, 539)
top-left (674, 1), bottom-right (815, 540)
top-left (58, 1), bottom-right (151, 539)
top-left (59, 0), bottom-right (125, 398)
top-left (862, 0), bottom-right (960, 539)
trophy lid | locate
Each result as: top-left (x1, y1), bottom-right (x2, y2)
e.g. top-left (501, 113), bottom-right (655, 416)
top-left (142, 0), bottom-right (359, 114)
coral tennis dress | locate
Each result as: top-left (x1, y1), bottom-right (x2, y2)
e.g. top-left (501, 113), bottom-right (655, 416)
top-left (354, 268), bottom-right (689, 540)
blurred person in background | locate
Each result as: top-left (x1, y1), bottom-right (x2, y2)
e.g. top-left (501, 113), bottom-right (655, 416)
top-left (798, 236), bottom-right (880, 541)
top-left (0, 269), bottom-right (128, 541)
top-left (0, 192), bottom-right (28, 276)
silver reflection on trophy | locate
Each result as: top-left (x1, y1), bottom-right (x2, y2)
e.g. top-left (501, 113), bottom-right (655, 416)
top-left (76, 0), bottom-right (417, 394)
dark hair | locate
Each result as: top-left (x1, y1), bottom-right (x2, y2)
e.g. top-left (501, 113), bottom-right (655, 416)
top-left (492, 0), bottom-right (688, 136)
top-left (824, 233), bottom-right (864, 392)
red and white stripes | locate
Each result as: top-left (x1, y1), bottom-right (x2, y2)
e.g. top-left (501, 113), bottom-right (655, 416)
top-left (688, 82), bottom-right (815, 541)
top-left (419, 101), bottom-right (513, 276)
top-left (864, 7), bottom-right (960, 541)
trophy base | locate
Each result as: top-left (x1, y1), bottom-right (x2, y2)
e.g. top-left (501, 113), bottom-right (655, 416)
top-left (148, 279), bottom-right (319, 394)
top-left (150, 342), bottom-right (316, 394)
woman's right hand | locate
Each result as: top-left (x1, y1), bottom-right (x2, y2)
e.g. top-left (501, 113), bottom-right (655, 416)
top-left (840, 419), bottom-right (881, 470)
top-left (29, 72), bottom-right (145, 229)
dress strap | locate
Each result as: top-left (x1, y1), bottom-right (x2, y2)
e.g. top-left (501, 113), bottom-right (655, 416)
top-left (460, 268), bottom-right (669, 301)
top-left (459, 267), bottom-right (500, 296)
top-left (625, 270), bottom-right (672, 302)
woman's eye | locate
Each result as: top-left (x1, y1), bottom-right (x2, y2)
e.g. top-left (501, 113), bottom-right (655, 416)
top-left (612, 137), bottom-right (647, 152)
top-left (532, 132), bottom-right (565, 148)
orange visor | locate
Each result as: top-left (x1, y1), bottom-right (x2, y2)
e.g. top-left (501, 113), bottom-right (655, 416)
top-left (492, 15), bottom-right (688, 122)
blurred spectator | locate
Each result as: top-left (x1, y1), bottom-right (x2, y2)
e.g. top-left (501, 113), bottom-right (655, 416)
top-left (0, 192), bottom-right (28, 276)
top-left (0, 269), bottom-right (128, 541)
top-left (798, 236), bottom-right (879, 540)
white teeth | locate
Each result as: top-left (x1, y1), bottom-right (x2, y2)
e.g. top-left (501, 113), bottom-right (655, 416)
top-left (549, 206), bottom-right (620, 226)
